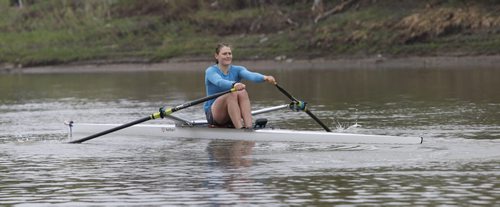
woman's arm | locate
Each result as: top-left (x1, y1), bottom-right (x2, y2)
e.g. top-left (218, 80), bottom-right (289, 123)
top-left (206, 67), bottom-right (234, 90)
top-left (239, 67), bottom-right (276, 85)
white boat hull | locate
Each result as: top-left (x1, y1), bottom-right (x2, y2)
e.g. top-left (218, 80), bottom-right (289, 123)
top-left (68, 123), bottom-right (423, 144)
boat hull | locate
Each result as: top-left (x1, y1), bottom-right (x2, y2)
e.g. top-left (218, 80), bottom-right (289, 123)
top-left (68, 123), bottom-right (423, 144)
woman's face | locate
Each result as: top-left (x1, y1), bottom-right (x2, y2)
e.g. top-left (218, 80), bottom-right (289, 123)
top-left (215, 46), bottom-right (232, 66)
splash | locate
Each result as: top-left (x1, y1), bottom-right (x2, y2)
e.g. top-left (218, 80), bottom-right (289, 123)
top-left (334, 121), bottom-right (362, 132)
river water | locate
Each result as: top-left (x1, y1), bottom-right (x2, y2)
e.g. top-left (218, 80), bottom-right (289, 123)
top-left (0, 66), bottom-right (499, 206)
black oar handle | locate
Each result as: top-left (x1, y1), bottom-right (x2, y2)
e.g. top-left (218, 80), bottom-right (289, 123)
top-left (275, 84), bottom-right (332, 132)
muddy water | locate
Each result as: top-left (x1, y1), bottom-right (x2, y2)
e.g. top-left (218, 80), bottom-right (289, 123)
top-left (0, 67), bottom-right (499, 206)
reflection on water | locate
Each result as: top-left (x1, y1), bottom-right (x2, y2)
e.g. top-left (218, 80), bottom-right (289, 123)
top-left (1, 67), bottom-right (499, 205)
top-left (208, 140), bottom-right (255, 168)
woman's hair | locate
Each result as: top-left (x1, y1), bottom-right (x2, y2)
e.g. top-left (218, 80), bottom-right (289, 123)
top-left (215, 43), bottom-right (231, 64)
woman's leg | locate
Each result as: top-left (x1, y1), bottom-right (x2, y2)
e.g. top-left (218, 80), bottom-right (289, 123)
top-left (211, 90), bottom-right (252, 129)
top-left (211, 92), bottom-right (242, 128)
top-left (237, 90), bottom-right (252, 128)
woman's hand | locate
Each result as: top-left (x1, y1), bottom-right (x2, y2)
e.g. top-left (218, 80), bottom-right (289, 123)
top-left (233, 82), bottom-right (246, 91)
top-left (264, 75), bottom-right (276, 85)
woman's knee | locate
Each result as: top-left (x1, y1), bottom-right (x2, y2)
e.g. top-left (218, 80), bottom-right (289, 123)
top-left (227, 91), bottom-right (239, 101)
top-left (236, 89), bottom-right (249, 99)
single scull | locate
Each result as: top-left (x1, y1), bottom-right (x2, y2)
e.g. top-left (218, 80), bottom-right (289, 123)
top-left (66, 122), bottom-right (423, 144)
top-left (66, 84), bottom-right (423, 144)
top-left (66, 104), bottom-right (423, 144)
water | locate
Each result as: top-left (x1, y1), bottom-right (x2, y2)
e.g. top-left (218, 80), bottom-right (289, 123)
top-left (1, 66), bottom-right (499, 206)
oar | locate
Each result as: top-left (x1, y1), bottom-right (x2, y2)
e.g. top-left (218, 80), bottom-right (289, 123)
top-left (69, 88), bottom-right (237, 144)
top-left (275, 84), bottom-right (332, 132)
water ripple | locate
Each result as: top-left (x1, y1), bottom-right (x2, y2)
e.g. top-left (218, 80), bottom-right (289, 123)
top-left (1, 69), bottom-right (500, 205)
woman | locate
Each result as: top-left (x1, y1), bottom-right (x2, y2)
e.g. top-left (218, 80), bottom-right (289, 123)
top-left (204, 43), bottom-right (276, 129)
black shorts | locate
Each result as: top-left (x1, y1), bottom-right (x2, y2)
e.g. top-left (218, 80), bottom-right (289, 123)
top-left (205, 107), bottom-right (233, 127)
top-left (205, 107), bottom-right (216, 125)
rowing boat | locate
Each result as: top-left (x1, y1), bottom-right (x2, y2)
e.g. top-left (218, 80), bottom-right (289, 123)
top-left (67, 85), bottom-right (423, 145)
top-left (67, 123), bottom-right (423, 144)
top-left (67, 122), bottom-right (423, 144)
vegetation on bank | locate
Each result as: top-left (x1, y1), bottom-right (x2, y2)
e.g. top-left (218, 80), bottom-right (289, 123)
top-left (1, 0), bottom-right (500, 68)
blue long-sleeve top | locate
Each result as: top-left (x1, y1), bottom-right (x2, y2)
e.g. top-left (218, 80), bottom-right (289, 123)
top-left (204, 64), bottom-right (265, 112)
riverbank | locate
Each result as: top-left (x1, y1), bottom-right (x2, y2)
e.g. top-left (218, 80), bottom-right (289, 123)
top-left (1, 1), bottom-right (500, 69)
top-left (3, 55), bottom-right (499, 74)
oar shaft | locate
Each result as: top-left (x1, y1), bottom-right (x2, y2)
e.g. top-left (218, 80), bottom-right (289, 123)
top-left (69, 116), bottom-right (152, 144)
top-left (275, 84), bottom-right (297, 101)
top-left (275, 84), bottom-right (332, 132)
top-left (305, 109), bottom-right (332, 132)
top-left (69, 88), bottom-right (236, 144)
top-left (170, 88), bottom-right (236, 113)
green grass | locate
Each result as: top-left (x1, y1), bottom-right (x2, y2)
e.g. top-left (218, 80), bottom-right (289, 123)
top-left (1, 0), bottom-right (499, 67)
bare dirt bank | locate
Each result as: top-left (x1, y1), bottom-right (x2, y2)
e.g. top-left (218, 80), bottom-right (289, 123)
top-left (3, 55), bottom-right (500, 74)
